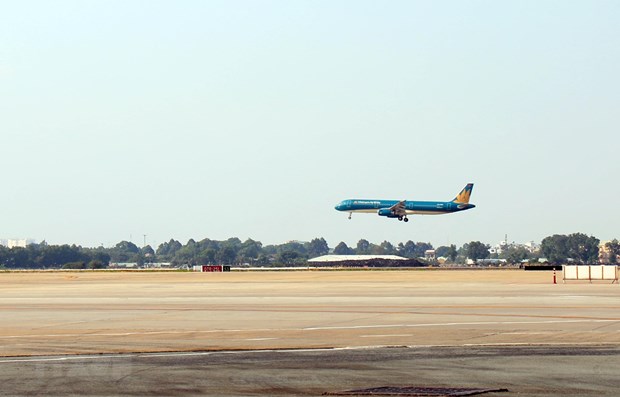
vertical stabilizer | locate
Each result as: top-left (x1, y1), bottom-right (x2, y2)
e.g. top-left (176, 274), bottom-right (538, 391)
top-left (452, 183), bottom-right (474, 204)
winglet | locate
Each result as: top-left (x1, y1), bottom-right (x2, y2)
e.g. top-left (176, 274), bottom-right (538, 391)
top-left (452, 183), bottom-right (474, 204)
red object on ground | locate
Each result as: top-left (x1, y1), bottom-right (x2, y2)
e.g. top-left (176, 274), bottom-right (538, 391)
top-left (202, 265), bottom-right (223, 272)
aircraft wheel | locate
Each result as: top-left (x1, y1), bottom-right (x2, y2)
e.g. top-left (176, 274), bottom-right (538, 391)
top-left (398, 216), bottom-right (403, 221)
top-left (404, 218), bottom-right (409, 222)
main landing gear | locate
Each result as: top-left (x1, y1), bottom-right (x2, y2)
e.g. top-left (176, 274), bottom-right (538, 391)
top-left (398, 216), bottom-right (409, 222)
top-left (348, 213), bottom-right (352, 220)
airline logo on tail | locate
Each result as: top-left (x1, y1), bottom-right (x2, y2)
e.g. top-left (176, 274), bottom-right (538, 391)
top-left (453, 183), bottom-right (474, 205)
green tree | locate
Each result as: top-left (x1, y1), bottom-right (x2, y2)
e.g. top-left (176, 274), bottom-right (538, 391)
top-left (278, 241), bottom-right (307, 256)
top-left (88, 250), bottom-right (111, 266)
top-left (464, 241), bottom-right (490, 260)
top-left (238, 239), bottom-right (262, 264)
top-left (110, 241), bottom-right (140, 263)
top-left (446, 244), bottom-right (458, 262)
top-left (198, 248), bottom-right (217, 264)
top-left (256, 253), bottom-right (271, 265)
top-left (276, 250), bottom-right (303, 266)
top-left (87, 260), bottom-right (106, 269)
top-left (334, 242), bottom-right (353, 255)
top-left (412, 242), bottom-right (433, 258)
top-left (435, 246), bottom-right (449, 258)
top-left (217, 246), bottom-right (237, 265)
top-left (355, 239), bottom-right (370, 254)
top-left (606, 239), bottom-right (620, 264)
top-left (567, 233), bottom-right (599, 264)
top-left (196, 238), bottom-right (220, 253)
top-left (307, 238), bottom-right (329, 258)
top-left (8, 247), bottom-right (30, 268)
top-left (501, 246), bottom-right (531, 264)
top-left (435, 245), bottom-right (457, 262)
top-left (36, 244), bottom-right (88, 267)
top-left (156, 239), bottom-right (183, 258)
top-left (378, 241), bottom-right (395, 255)
top-left (398, 241), bottom-right (433, 258)
top-left (398, 241), bottom-right (417, 258)
top-left (541, 233), bottom-right (599, 264)
top-left (141, 245), bottom-right (155, 264)
top-left (169, 239), bottom-right (199, 266)
top-left (540, 234), bottom-right (569, 264)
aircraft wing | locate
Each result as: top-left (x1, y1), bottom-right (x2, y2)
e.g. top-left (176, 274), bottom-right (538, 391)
top-left (389, 200), bottom-right (407, 216)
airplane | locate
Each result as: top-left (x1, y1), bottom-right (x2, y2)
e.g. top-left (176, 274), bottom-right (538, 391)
top-left (334, 183), bottom-right (475, 222)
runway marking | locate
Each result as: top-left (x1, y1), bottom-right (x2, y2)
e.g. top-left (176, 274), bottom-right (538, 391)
top-left (0, 329), bottom-right (251, 339)
top-left (360, 334), bottom-right (412, 338)
top-left (0, 319), bottom-right (617, 340)
top-left (301, 319), bottom-right (619, 331)
top-left (4, 304), bottom-right (619, 313)
top-left (2, 342), bottom-right (620, 364)
top-left (0, 347), bottom-right (353, 364)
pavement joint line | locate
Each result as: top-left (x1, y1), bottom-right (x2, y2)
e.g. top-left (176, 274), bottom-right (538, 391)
top-left (0, 318), bottom-right (617, 340)
top-left (0, 346), bottom-right (383, 363)
top-left (2, 342), bottom-right (620, 364)
top-left (360, 334), bottom-right (413, 338)
top-left (300, 319), bottom-right (618, 330)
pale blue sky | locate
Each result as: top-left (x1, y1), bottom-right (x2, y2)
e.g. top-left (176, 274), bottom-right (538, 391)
top-left (1, 1), bottom-right (619, 249)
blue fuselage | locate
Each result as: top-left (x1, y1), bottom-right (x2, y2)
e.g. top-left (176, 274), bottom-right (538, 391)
top-left (334, 199), bottom-right (475, 215)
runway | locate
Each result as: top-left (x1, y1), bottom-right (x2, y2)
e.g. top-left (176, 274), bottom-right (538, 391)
top-left (1, 270), bottom-right (619, 356)
top-left (2, 345), bottom-right (620, 396)
top-left (1, 270), bottom-right (619, 395)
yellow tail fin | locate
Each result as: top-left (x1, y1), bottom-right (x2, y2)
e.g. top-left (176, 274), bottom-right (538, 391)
top-left (452, 183), bottom-right (474, 204)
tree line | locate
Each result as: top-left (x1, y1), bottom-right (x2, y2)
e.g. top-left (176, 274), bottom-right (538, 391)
top-left (0, 233), bottom-right (614, 269)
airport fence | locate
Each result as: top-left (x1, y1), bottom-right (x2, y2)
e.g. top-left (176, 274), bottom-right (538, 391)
top-left (562, 265), bottom-right (618, 283)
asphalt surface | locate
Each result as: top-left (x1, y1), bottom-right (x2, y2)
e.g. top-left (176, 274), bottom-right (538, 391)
top-left (1, 345), bottom-right (619, 396)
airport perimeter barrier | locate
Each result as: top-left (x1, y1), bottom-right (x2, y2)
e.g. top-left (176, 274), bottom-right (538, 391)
top-left (562, 265), bottom-right (618, 283)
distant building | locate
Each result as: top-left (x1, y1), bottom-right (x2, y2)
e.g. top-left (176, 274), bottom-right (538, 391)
top-left (109, 263), bottom-right (138, 268)
top-left (1, 238), bottom-right (36, 248)
top-left (308, 255), bottom-right (408, 263)
top-left (489, 239), bottom-right (539, 255)
top-left (308, 255), bottom-right (424, 267)
top-left (523, 241), bottom-right (540, 253)
top-left (8, 239), bottom-right (28, 248)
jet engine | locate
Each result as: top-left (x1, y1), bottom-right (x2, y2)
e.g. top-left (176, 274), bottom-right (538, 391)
top-left (377, 208), bottom-right (398, 218)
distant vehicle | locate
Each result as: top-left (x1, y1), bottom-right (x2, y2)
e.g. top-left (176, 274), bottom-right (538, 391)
top-left (334, 183), bottom-right (475, 222)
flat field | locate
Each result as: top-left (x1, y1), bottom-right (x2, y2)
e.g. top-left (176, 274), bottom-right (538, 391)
top-left (1, 269), bottom-right (619, 356)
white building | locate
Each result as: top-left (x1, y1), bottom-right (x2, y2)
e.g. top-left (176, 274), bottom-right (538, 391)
top-left (489, 239), bottom-right (540, 255)
top-left (2, 239), bottom-right (36, 248)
